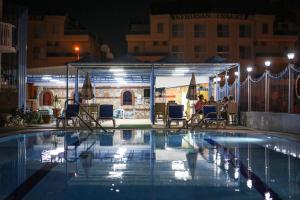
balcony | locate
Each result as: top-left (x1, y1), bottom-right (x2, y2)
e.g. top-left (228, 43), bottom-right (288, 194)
top-left (0, 22), bottom-right (16, 53)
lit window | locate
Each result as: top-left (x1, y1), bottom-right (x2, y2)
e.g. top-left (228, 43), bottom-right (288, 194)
top-left (172, 24), bottom-right (184, 38)
top-left (194, 24), bottom-right (205, 38)
top-left (123, 91), bottom-right (133, 105)
top-left (217, 24), bottom-right (229, 37)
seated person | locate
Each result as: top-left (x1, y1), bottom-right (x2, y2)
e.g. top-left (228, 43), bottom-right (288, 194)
top-left (228, 95), bottom-right (235, 102)
top-left (221, 96), bottom-right (229, 119)
top-left (195, 94), bottom-right (206, 114)
top-left (207, 96), bottom-right (217, 105)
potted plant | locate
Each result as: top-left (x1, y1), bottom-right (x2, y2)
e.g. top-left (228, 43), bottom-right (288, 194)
top-left (52, 95), bottom-right (61, 118)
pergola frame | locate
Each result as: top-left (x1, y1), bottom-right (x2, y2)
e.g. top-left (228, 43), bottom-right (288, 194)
top-left (64, 62), bottom-right (240, 124)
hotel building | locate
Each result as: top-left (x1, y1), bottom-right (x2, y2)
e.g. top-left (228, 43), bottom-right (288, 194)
top-left (28, 15), bottom-right (113, 68)
top-left (126, 9), bottom-right (298, 72)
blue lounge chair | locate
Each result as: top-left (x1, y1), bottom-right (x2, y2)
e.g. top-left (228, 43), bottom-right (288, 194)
top-left (167, 104), bottom-right (187, 128)
top-left (56, 104), bottom-right (79, 127)
top-left (195, 105), bottom-right (226, 128)
top-left (98, 104), bottom-right (116, 128)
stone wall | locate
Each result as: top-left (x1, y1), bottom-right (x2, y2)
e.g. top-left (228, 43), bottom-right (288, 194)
top-left (241, 111), bottom-right (300, 134)
top-left (31, 85), bottom-right (150, 119)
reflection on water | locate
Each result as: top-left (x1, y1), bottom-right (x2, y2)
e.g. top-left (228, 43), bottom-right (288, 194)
top-left (0, 130), bottom-right (299, 200)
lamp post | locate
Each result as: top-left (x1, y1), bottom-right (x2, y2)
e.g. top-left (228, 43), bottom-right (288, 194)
top-left (287, 53), bottom-right (295, 113)
top-left (74, 46), bottom-right (80, 61)
top-left (246, 66), bottom-right (253, 112)
top-left (264, 60), bottom-right (271, 112)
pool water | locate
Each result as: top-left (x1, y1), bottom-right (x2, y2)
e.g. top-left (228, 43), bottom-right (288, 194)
top-left (0, 130), bottom-right (299, 200)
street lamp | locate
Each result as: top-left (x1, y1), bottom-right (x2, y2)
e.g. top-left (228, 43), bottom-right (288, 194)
top-left (74, 46), bottom-right (80, 61)
top-left (264, 60), bottom-right (271, 68)
top-left (246, 66), bottom-right (253, 73)
top-left (287, 52), bottom-right (295, 61)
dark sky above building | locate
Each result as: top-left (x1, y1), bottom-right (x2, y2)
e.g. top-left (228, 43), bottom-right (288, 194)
top-left (8, 0), bottom-right (300, 56)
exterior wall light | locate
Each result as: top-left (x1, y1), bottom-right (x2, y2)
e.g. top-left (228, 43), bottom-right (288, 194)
top-left (234, 71), bottom-right (239, 76)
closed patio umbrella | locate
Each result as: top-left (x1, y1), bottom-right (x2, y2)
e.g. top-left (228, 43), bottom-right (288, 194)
top-left (186, 73), bottom-right (197, 116)
top-left (81, 72), bottom-right (94, 100)
top-left (186, 73), bottom-right (197, 100)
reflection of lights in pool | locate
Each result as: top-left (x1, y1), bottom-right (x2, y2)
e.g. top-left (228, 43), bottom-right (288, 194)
top-left (108, 171), bottom-right (123, 179)
top-left (115, 189), bottom-right (120, 192)
top-left (247, 179), bottom-right (253, 189)
top-left (224, 161), bottom-right (229, 170)
top-left (234, 168), bottom-right (239, 179)
top-left (213, 137), bottom-right (264, 143)
top-left (113, 163), bottom-right (126, 170)
top-left (216, 153), bottom-right (221, 166)
top-left (264, 191), bottom-right (272, 200)
top-left (41, 147), bottom-right (64, 163)
top-left (171, 161), bottom-right (185, 171)
top-left (174, 171), bottom-right (191, 180)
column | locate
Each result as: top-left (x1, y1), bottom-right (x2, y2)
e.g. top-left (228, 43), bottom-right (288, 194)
top-left (150, 66), bottom-right (155, 124)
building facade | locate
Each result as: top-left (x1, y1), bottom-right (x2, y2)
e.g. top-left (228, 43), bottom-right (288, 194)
top-left (0, 0), bottom-right (27, 113)
top-left (28, 15), bottom-right (113, 68)
top-left (127, 12), bottom-right (298, 72)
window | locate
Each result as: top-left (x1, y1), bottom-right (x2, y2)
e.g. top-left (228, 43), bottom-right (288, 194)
top-left (144, 88), bottom-right (150, 98)
top-left (157, 23), bottom-right (164, 33)
top-left (217, 24), bottom-right (229, 37)
top-left (55, 41), bottom-right (60, 46)
top-left (194, 24), bottom-right (205, 38)
top-left (47, 41), bottom-right (53, 47)
top-left (162, 41), bottom-right (168, 46)
top-left (262, 24), bottom-right (269, 34)
top-left (33, 47), bottom-right (41, 59)
top-left (52, 24), bottom-right (60, 34)
top-left (134, 46), bottom-right (140, 54)
top-left (217, 45), bottom-right (229, 58)
top-left (33, 26), bottom-right (45, 39)
top-left (153, 41), bottom-right (159, 46)
top-left (172, 24), bottom-right (184, 38)
top-left (194, 45), bottom-right (205, 59)
top-left (239, 46), bottom-right (252, 59)
top-left (171, 45), bottom-right (184, 59)
top-left (123, 91), bottom-right (133, 105)
top-left (239, 24), bottom-right (251, 37)
top-left (42, 91), bottom-right (53, 106)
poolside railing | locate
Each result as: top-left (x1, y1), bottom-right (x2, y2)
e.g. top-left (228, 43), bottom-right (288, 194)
top-left (219, 64), bottom-right (300, 114)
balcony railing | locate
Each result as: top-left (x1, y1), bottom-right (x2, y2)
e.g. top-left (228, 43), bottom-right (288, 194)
top-left (0, 22), bottom-right (16, 53)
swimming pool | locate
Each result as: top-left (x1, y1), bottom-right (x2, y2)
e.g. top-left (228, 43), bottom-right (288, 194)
top-left (0, 130), bottom-right (299, 200)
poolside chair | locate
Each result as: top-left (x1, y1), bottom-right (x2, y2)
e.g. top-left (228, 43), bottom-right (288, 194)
top-left (194, 105), bottom-right (226, 129)
top-left (98, 104), bottom-right (116, 128)
top-left (167, 104), bottom-right (187, 128)
top-left (227, 102), bottom-right (238, 125)
top-left (56, 104), bottom-right (79, 127)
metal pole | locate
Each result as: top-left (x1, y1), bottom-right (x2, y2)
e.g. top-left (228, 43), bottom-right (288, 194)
top-left (66, 64), bottom-right (69, 103)
top-left (208, 77), bottom-right (212, 98)
top-left (265, 70), bottom-right (269, 112)
top-left (237, 64), bottom-right (241, 124)
top-left (225, 70), bottom-right (229, 96)
top-left (150, 65), bottom-right (155, 124)
top-left (288, 64), bottom-right (292, 113)
top-left (216, 80), bottom-right (219, 101)
top-left (247, 74), bottom-right (251, 112)
top-left (75, 68), bottom-right (79, 102)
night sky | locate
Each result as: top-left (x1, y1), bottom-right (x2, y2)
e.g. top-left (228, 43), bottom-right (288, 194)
top-left (8, 0), bottom-right (300, 56)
